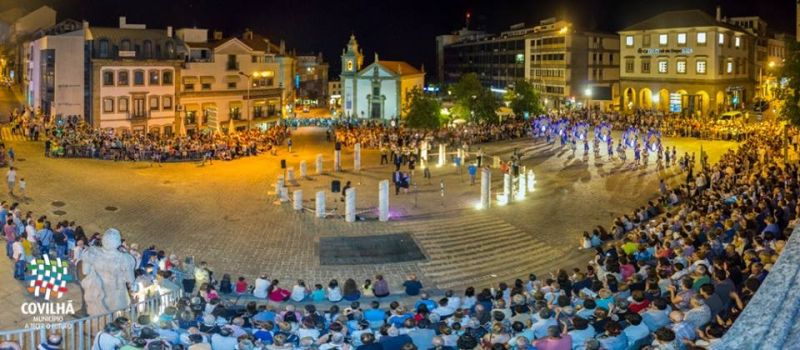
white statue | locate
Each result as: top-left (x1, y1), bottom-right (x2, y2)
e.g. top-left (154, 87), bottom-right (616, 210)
top-left (80, 228), bottom-right (136, 316)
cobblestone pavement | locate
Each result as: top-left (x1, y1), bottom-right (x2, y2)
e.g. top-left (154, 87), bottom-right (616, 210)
top-left (0, 126), bottom-right (737, 328)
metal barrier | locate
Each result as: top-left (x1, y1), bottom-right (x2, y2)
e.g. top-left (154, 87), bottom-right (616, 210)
top-left (0, 289), bottom-right (183, 350)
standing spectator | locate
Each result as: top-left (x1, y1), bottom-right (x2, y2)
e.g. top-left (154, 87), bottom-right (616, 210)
top-left (5, 166), bottom-right (15, 196)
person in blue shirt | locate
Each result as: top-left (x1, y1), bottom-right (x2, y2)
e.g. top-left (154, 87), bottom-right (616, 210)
top-left (379, 326), bottom-right (412, 350)
top-left (468, 164), bottom-right (477, 185)
top-left (364, 301), bottom-right (387, 330)
top-left (402, 274), bottom-right (422, 296)
top-left (568, 316), bottom-right (596, 350)
top-left (414, 293), bottom-right (436, 312)
top-left (596, 321), bottom-right (628, 350)
top-left (622, 313), bottom-right (650, 348)
top-left (35, 222), bottom-right (54, 257)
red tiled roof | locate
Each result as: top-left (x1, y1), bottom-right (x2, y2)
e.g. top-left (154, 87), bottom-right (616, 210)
top-left (376, 60), bottom-right (423, 76)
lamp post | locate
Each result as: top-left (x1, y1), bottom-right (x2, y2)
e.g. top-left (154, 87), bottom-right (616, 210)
top-left (238, 71), bottom-right (269, 130)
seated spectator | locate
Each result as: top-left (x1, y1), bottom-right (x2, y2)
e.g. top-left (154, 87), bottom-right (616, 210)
top-left (533, 325), bottom-right (571, 350)
top-left (379, 326), bottom-right (413, 350)
top-left (403, 275), bottom-right (422, 296)
top-left (343, 278), bottom-right (362, 301)
top-left (373, 275), bottom-right (391, 298)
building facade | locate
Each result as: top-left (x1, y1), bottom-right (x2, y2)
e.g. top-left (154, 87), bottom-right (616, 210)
top-left (435, 28), bottom-right (489, 84)
top-left (340, 35), bottom-right (424, 120)
top-left (24, 22), bottom-right (85, 118)
top-left (86, 17), bottom-right (183, 134)
top-left (177, 28), bottom-right (294, 133)
top-left (618, 9), bottom-right (755, 116)
top-left (441, 24), bottom-right (528, 90)
top-left (526, 19), bottom-right (620, 110)
top-left (2, 5), bottom-right (56, 83)
top-left (328, 79), bottom-right (342, 114)
top-left (295, 54), bottom-right (329, 107)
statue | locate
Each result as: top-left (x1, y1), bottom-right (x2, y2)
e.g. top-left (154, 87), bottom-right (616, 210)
top-left (80, 229), bottom-right (136, 316)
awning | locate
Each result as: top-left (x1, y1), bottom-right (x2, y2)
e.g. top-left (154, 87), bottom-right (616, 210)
top-left (225, 75), bottom-right (241, 83)
top-left (182, 76), bottom-right (198, 84)
top-left (200, 76), bottom-right (215, 84)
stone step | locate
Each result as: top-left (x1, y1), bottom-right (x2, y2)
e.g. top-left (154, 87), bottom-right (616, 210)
top-left (415, 226), bottom-right (523, 246)
top-left (427, 249), bottom-right (564, 288)
top-left (419, 229), bottom-right (541, 256)
top-left (422, 243), bottom-right (559, 278)
top-left (411, 221), bottom-right (512, 239)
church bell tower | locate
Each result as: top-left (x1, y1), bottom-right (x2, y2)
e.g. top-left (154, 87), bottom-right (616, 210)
top-left (341, 34), bottom-right (364, 75)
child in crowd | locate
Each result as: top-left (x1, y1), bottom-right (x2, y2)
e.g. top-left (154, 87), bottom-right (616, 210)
top-left (235, 276), bottom-right (248, 294)
top-left (311, 284), bottom-right (326, 303)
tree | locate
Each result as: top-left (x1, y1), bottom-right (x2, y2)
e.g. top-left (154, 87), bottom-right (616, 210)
top-left (450, 73), bottom-right (500, 123)
top-left (506, 80), bottom-right (544, 117)
top-left (404, 87), bottom-right (442, 129)
top-left (780, 39), bottom-right (800, 126)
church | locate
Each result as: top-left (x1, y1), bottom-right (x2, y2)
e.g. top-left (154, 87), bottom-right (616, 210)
top-left (340, 35), bottom-right (425, 120)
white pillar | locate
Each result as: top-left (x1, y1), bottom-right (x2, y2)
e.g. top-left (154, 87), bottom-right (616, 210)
top-left (299, 160), bottom-right (308, 178)
top-left (480, 167), bottom-right (491, 209)
top-left (354, 143), bottom-right (361, 171)
top-left (334, 150), bottom-right (342, 172)
top-left (345, 187), bottom-right (356, 222)
top-left (503, 173), bottom-right (511, 198)
top-left (316, 154), bottom-right (324, 175)
top-left (421, 140), bottom-right (428, 161)
top-left (279, 187), bottom-right (289, 203)
top-left (287, 167), bottom-right (295, 182)
top-left (293, 190), bottom-right (303, 210)
top-left (517, 172), bottom-right (526, 200)
top-left (527, 169), bottom-right (536, 192)
top-left (438, 144), bottom-right (446, 167)
top-left (276, 175), bottom-right (285, 190)
top-left (379, 180), bottom-right (389, 222)
top-left (315, 191), bottom-right (326, 218)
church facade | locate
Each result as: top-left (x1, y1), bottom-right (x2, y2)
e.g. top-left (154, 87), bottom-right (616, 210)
top-left (340, 35), bottom-right (425, 120)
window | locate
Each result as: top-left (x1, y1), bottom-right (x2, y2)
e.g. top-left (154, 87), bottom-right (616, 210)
top-left (162, 70), bottom-right (173, 85)
top-left (726, 61), bottom-right (733, 74)
top-left (625, 59), bottom-right (634, 73)
top-left (102, 97), bottom-right (114, 113)
top-left (201, 83), bottom-right (211, 90)
top-left (120, 39), bottom-right (131, 51)
top-left (118, 97), bottom-right (129, 112)
top-left (149, 70), bottom-right (160, 85)
top-left (118, 71), bottom-right (129, 85)
top-left (162, 96), bottom-right (172, 109)
top-left (659, 34), bottom-right (668, 45)
top-left (133, 70), bottom-right (144, 85)
top-left (98, 39), bottom-right (109, 58)
top-left (643, 34), bottom-right (651, 46)
top-left (696, 60), bottom-right (707, 74)
top-left (641, 59), bottom-right (651, 73)
top-left (734, 36), bottom-right (741, 48)
top-left (227, 82), bottom-right (237, 89)
top-left (149, 96), bottom-right (159, 110)
top-left (143, 40), bottom-right (153, 58)
top-left (102, 71), bottom-right (114, 86)
top-left (184, 83), bottom-right (195, 91)
top-left (676, 60), bottom-right (687, 74)
top-left (658, 60), bottom-right (668, 73)
top-left (677, 33), bottom-right (687, 45)
top-left (625, 35), bottom-right (634, 47)
top-left (609, 53), bottom-right (614, 63)
top-left (718, 33), bottom-right (725, 45)
top-left (697, 32), bottom-right (707, 45)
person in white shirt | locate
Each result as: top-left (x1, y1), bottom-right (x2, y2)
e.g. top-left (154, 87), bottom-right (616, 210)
top-left (445, 290), bottom-right (461, 310)
top-left (5, 167), bottom-right (15, 195)
top-left (91, 324), bottom-right (124, 350)
top-left (291, 280), bottom-right (309, 302)
top-left (253, 275), bottom-right (270, 299)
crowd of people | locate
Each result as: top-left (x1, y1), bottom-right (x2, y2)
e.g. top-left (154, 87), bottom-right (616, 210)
top-left (1, 108), bottom-right (796, 350)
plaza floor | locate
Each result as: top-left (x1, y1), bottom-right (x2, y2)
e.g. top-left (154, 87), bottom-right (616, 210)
top-left (0, 126), bottom-right (737, 328)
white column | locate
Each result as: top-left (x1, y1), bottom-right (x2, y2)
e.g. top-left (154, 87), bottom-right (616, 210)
top-left (527, 169), bottom-right (536, 192)
top-left (286, 167), bottom-right (295, 182)
top-left (345, 187), bottom-right (356, 222)
top-left (480, 167), bottom-right (491, 209)
top-left (438, 143), bottom-right (446, 167)
top-left (379, 180), bottom-right (389, 222)
top-left (276, 175), bottom-right (285, 190)
top-left (517, 172), bottom-right (526, 200)
top-left (315, 191), bottom-right (326, 218)
top-left (299, 160), bottom-right (308, 178)
top-left (334, 150), bottom-right (342, 172)
top-left (293, 190), bottom-right (303, 210)
top-left (279, 186), bottom-right (289, 202)
top-left (503, 173), bottom-right (511, 198)
top-left (354, 143), bottom-right (361, 171)
top-left (316, 154), bottom-right (324, 175)
top-left (421, 140), bottom-right (428, 161)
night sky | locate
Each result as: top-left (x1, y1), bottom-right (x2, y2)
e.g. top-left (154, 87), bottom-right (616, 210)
top-left (4, 0), bottom-right (797, 80)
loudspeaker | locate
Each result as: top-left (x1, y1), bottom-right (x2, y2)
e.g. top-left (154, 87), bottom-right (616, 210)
top-left (335, 142), bottom-right (341, 151)
top-left (331, 180), bottom-right (341, 193)
top-left (280, 159), bottom-right (286, 169)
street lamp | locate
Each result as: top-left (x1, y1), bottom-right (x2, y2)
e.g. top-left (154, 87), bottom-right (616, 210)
top-left (238, 71), bottom-right (269, 130)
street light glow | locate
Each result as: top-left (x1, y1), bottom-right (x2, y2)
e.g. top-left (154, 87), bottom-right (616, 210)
top-left (584, 88), bottom-right (592, 97)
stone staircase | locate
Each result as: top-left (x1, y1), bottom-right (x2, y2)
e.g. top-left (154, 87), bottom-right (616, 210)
top-left (394, 213), bottom-right (579, 290)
